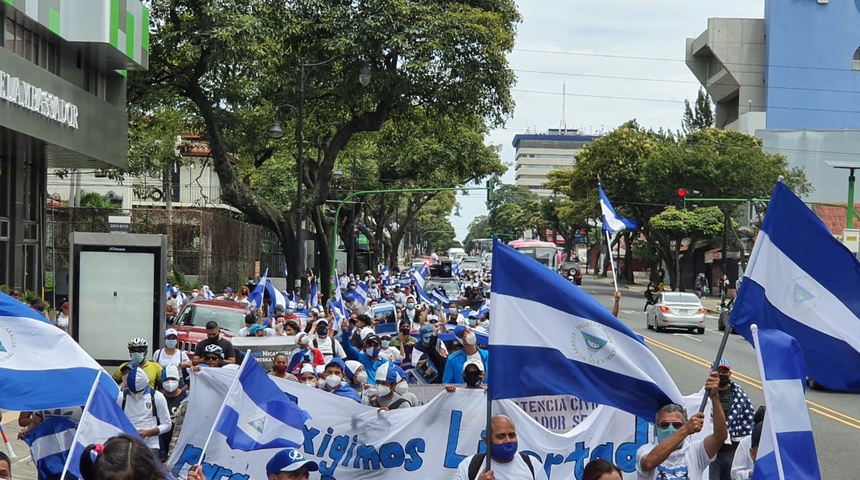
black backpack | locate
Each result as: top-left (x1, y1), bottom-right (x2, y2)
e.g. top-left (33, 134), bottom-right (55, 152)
top-left (121, 389), bottom-right (159, 421)
top-left (468, 452), bottom-right (534, 480)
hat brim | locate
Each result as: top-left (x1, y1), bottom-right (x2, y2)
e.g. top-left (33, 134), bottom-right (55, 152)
top-left (283, 459), bottom-right (319, 472)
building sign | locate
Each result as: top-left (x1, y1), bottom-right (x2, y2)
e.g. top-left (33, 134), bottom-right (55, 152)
top-left (0, 70), bottom-right (80, 129)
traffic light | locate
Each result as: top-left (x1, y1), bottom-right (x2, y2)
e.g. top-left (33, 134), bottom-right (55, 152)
top-left (676, 188), bottom-right (687, 209)
top-left (486, 179), bottom-right (495, 203)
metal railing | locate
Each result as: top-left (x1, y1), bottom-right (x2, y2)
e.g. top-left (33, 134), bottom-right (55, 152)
top-left (132, 184), bottom-right (233, 209)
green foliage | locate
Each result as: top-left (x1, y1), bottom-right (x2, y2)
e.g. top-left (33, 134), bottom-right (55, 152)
top-left (486, 184), bottom-right (540, 241)
top-left (650, 206), bottom-right (724, 239)
top-left (682, 88), bottom-right (714, 135)
top-left (463, 215), bottom-right (492, 250)
top-left (79, 191), bottom-right (119, 209)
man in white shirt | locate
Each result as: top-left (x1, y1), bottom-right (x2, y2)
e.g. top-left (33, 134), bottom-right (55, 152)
top-left (120, 365), bottom-right (171, 458)
top-left (453, 414), bottom-right (549, 480)
top-left (636, 372), bottom-right (727, 480)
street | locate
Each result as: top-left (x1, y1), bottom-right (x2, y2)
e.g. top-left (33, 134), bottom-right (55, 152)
top-left (584, 275), bottom-right (860, 479)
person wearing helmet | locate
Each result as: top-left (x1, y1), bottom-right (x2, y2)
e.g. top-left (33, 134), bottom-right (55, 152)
top-left (112, 338), bottom-right (163, 389)
top-left (192, 321), bottom-right (237, 365)
top-left (201, 344), bottom-right (225, 368)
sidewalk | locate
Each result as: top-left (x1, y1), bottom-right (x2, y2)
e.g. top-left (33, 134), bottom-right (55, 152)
top-left (588, 271), bottom-right (724, 314)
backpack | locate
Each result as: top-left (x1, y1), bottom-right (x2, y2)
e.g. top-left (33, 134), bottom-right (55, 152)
top-left (121, 389), bottom-right (159, 421)
top-left (468, 453), bottom-right (534, 480)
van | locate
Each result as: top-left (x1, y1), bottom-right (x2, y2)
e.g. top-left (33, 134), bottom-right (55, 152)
top-left (447, 247), bottom-right (466, 260)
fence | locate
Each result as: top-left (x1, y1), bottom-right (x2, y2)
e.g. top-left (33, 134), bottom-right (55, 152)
top-left (45, 207), bottom-right (262, 290)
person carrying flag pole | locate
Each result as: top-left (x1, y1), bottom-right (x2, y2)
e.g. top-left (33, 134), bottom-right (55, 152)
top-left (598, 184), bottom-right (637, 293)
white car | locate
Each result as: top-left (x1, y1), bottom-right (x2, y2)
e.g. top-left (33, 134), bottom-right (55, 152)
top-left (646, 292), bottom-right (706, 334)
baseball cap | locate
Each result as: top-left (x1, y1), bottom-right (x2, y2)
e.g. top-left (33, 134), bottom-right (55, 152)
top-left (249, 324), bottom-right (266, 335)
top-left (163, 364), bottom-right (181, 381)
top-left (463, 358), bottom-right (485, 373)
top-left (164, 328), bottom-right (178, 338)
top-left (419, 324), bottom-right (434, 336)
top-left (225, 287), bottom-right (233, 293)
top-left (718, 357), bottom-right (731, 370)
top-left (453, 325), bottom-right (467, 339)
top-left (427, 314), bottom-right (440, 323)
top-left (266, 448), bottom-right (319, 476)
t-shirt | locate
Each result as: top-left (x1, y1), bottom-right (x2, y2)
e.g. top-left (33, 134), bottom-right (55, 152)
top-left (452, 453), bottom-right (549, 480)
top-left (153, 349), bottom-right (190, 369)
top-left (112, 361), bottom-right (163, 389)
top-left (193, 337), bottom-right (236, 361)
top-left (730, 435), bottom-right (753, 480)
top-left (636, 439), bottom-right (713, 480)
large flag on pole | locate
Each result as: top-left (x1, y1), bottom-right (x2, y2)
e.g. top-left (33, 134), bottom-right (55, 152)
top-left (214, 356), bottom-right (311, 450)
top-left (599, 185), bottom-right (637, 234)
top-left (0, 293), bottom-right (118, 410)
top-left (248, 268), bottom-right (269, 308)
top-left (750, 325), bottom-right (822, 480)
top-left (488, 239), bottom-right (683, 420)
top-left (732, 182), bottom-right (860, 392)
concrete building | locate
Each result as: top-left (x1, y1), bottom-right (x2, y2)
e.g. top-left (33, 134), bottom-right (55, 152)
top-left (512, 129), bottom-right (599, 198)
top-left (1, 0), bottom-right (149, 293)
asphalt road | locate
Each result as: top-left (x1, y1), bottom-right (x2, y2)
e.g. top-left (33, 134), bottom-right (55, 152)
top-left (584, 276), bottom-right (860, 479)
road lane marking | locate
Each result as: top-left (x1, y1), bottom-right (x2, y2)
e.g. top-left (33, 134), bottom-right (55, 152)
top-left (677, 334), bottom-right (702, 342)
top-left (644, 336), bottom-right (860, 430)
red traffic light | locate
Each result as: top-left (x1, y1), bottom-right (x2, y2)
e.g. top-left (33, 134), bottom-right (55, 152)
top-left (677, 188), bottom-right (687, 198)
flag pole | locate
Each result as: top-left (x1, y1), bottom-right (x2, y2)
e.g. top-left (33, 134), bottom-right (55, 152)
top-left (196, 350), bottom-right (253, 468)
top-left (484, 397), bottom-right (493, 474)
top-left (698, 316), bottom-right (734, 413)
top-left (60, 372), bottom-right (101, 480)
top-left (605, 231), bottom-right (619, 292)
top-left (0, 419), bottom-right (16, 460)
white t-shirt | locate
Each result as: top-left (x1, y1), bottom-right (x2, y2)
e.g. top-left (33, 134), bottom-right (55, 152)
top-left (119, 390), bottom-right (171, 450)
top-left (730, 435), bottom-right (753, 480)
top-left (636, 439), bottom-right (713, 480)
top-left (152, 348), bottom-right (190, 369)
top-left (452, 453), bottom-right (549, 480)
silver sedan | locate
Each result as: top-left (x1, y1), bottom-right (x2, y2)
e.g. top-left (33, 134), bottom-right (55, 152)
top-left (646, 292), bottom-right (706, 334)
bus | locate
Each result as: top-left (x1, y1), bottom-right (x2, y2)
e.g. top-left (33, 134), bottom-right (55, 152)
top-left (471, 238), bottom-right (493, 255)
top-left (508, 239), bottom-right (562, 270)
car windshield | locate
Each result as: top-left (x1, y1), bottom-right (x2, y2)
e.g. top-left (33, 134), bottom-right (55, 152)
top-left (190, 305), bottom-right (246, 332)
top-left (661, 293), bottom-right (701, 304)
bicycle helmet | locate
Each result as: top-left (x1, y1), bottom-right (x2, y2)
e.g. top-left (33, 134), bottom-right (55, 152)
top-left (204, 344), bottom-right (224, 358)
top-left (127, 337), bottom-right (148, 349)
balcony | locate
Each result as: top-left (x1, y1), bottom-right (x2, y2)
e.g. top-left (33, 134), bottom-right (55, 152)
top-left (131, 184), bottom-right (238, 212)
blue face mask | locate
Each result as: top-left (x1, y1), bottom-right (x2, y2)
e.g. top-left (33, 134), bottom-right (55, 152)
top-left (655, 425), bottom-right (678, 443)
top-left (490, 441), bottom-right (518, 462)
top-left (130, 352), bottom-right (145, 365)
top-left (421, 334), bottom-right (432, 343)
top-left (448, 308), bottom-right (458, 315)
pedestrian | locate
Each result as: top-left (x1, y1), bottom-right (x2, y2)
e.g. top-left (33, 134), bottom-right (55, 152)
top-left (709, 358), bottom-right (755, 480)
top-left (152, 328), bottom-right (192, 370)
top-left (119, 365), bottom-right (172, 460)
top-left (80, 434), bottom-right (203, 480)
top-left (157, 365), bottom-right (187, 461)
top-left (452, 414), bottom-right (549, 480)
top-left (0, 451), bottom-right (9, 480)
top-left (371, 362), bottom-right (417, 410)
top-left (636, 371), bottom-right (727, 480)
top-left (55, 300), bottom-right (70, 333)
top-left (192, 321), bottom-right (237, 365)
top-left (270, 353), bottom-right (298, 382)
top-left (644, 282), bottom-right (657, 312)
top-left (730, 406), bottom-right (765, 480)
top-left (113, 338), bottom-right (163, 389)
top-left (445, 358), bottom-right (486, 392)
top-left (265, 447), bottom-right (320, 480)
top-left (583, 459), bottom-right (623, 480)
top-left (442, 326), bottom-right (488, 384)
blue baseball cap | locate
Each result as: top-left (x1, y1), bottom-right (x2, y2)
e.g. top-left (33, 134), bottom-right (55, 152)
top-left (266, 448), bottom-right (319, 476)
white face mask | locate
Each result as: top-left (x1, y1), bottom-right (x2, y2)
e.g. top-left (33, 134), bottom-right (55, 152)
top-left (394, 381), bottom-right (408, 395)
top-left (381, 340), bottom-right (390, 348)
top-left (464, 333), bottom-right (477, 346)
top-left (376, 384), bottom-right (391, 396)
top-left (316, 378), bottom-right (326, 389)
top-left (162, 380), bottom-right (179, 393)
top-left (354, 371), bottom-right (368, 385)
top-left (325, 374), bottom-right (342, 389)
top-left (305, 380), bottom-right (317, 388)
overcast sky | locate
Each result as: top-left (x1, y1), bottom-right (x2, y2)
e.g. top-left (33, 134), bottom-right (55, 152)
top-left (448, 0), bottom-right (765, 241)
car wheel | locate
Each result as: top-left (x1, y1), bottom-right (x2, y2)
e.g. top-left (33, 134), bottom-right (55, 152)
top-left (696, 327), bottom-right (705, 335)
top-left (717, 313), bottom-right (726, 331)
top-left (655, 323), bottom-right (664, 333)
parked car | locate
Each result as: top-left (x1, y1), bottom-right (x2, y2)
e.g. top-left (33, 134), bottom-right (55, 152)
top-left (173, 299), bottom-right (247, 354)
top-left (560, 261), bottom-right (582, 285)
top-left (646, 292), bottom-right (706, 334)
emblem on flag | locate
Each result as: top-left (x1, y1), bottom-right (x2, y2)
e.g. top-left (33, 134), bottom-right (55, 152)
top-left (570, 323), bottom-right (616, 365)
top-left (248, 417), bottom-right (266, 435)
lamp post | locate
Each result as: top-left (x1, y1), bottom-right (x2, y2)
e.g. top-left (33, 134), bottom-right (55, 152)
top-left (825, 161), bottom-right (860, 229)
top-left (269, 58), bottom-right (371, 293)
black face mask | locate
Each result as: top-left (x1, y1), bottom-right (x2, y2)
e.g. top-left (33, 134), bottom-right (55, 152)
top-left (719, 375), bottom-right (730, 387)
top-left (317, 327), bottom-right (328, 336)
top-left (399, 329), bottom-right (410, 335)
top-left (464, 371), bottom-right (483, 387)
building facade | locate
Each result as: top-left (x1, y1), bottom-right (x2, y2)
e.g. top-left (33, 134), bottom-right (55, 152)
top-left (1, 0), bottom-right (149, 293)
top-left (512, 129), bottom-right (599, 198)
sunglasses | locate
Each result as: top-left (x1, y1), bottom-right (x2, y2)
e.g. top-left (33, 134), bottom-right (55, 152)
top-left (204, 355), bottom-right (221, 361)
top-left (657, 422), bottom-right (684, 430)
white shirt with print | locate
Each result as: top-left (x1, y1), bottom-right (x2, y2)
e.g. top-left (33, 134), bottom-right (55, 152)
top-left (636, 438), bottom-right (713, 480)
top-left (452, 453), bottom-right (549, 480)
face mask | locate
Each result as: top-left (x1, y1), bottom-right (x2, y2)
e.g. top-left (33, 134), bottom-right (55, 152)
top-left (448, 308), bottom-right (458, 315)
top-left (364, 347), bottom-right (380, 358)
top-left (376, 384), bottom-right (391, 396)
top-left (316, 378), bottom-right (326, 389)
top-left (163, 380), bottom-right (180, 393)
top-left (273, 364), bottom-right (288, 373)
top-left (655, 425), bottom-right (678, 443)
top-left (490, 441), bottom-right (518, 462)
top-left (317, 327), bottom-right (328, 337)
top-left (165, 339), bottom-right (178, 349)
top-left (191, 292), bottom-right (199, 298)
top-left (422, 334), bottom-right (432, 343)
top-left (719, 375), bottom-right (730, 387)
top-left (297, 304), bottom-right (305, 311)
top-left (305, 380), bottom-right (317, 387)
top-left (394, 381), bottom-right (408, 395)
top-left (354, 371), bottom-right (368, 385)
top-left (381, 340), bottom-right (390, 348)
top-left (325, 374), bottom-right (342, 389)
top-left (464, 333), bottom-right (477, 346)
top-left (286, 309), bottom-right (294, 315)
top-left (464, 371), bottom-right (483, 387)
top-left (467, 318), bottom-right (478, 327)
top-left (130, 352), bottom-right (145, 365)
top-left (406, 303), bottom-right (415, 310)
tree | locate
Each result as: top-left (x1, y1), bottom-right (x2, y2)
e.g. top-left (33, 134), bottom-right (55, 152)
top-left (463, 215), bottom-right (492, 251)
top-left (682, 88), bottom-right (715, 134)
top-left (79, 191), bottom-right (119, 209)
top-left (133, 0), bottom-right (519, 295)
top-left (649, 206), bottom-right (724, 291)
top-left (485, 184), bottom-right (541, 241)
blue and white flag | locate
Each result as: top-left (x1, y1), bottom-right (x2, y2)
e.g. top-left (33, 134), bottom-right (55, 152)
top-left (411, 270), bottom-right (426, 291)
top-left (0, 293), bottom-right (118, 410)
top-left (265, 280), bottom-right (288, 315)
top-left (476, 301), bottom-right (490, 318)
top-left (248, 268), bottom-right (269, 308)
top-left (356, 282), bottom-right (370, 305)
top-left (381, 267), bottom-right (392, 285)
top-left (598, 185), bottom-right (637, 234)
top-left (432, 288), bottom-right (450, 306)
top-left (23, 416), bottom-right (76, 480)
top-left (418, 264), bottom-right (430, 279)
top-left (751, 325), bottom-right (822, 480)
top-left (283, 263), bottom-right (289, 279)
top-left (202, 285), bottom-right (216, 299)
top-left (732, 182), bottom-right (860, 392)
top-left (214, 355), bottom-right (311, 450)
top-left (309, 280), bottom-right (319, 308)
top-left (416, 287), bottom-right (434, 307)
top-left (488, 239), bottom-right (683, 420)
top-left (452, 261), bottom-right (460, 277)
top-left (63, 375), bottom-right (140, 479)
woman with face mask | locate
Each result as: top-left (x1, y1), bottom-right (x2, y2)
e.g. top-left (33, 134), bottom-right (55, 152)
top-left (344, 360), bottom-right (371, 404)
top-left (157, 365), bottom-right (187, 461)
top-left (371, 362), bottom-right (418, 410)
top-left (270, 353), bottom-right (298, 382)
top-left (151, 328), bottom-right (192, 371)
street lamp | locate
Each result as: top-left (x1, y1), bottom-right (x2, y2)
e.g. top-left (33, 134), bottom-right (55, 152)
top-left (268, 59), bottom-right (372, 292)
top-left (825, 161), bottom-right (860, 229)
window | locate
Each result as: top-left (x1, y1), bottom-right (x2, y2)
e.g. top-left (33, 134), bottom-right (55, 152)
top-left (853, 47), bottom-right (860, 71)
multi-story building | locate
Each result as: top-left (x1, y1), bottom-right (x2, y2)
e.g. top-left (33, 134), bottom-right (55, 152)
top-left (1, 0), bottom-right (149, 293)
top-left (512, 129), bottom-right (599, 198)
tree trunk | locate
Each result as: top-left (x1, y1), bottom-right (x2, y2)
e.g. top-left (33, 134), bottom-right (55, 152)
top-left (672, 238), bottom-right (683, 292)
top-left (623, 232), bottom-right (635, 283)
top-left (311, 207), bottom-right (333, 298)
